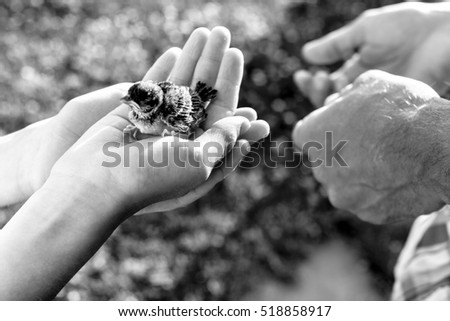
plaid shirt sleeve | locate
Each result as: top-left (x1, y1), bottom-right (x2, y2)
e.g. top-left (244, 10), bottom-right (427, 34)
top-left (392, 205), bottom-right (450, 300)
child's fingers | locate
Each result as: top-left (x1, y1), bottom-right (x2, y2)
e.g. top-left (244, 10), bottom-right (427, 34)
top-left (142, 47), bottom-right (181, 82)
top-left (203, 48), bottom-right (244, 129)
top-left (191, 26), bottom-right (231, 87)
top-left (168, 28), bottom-right (210, 86)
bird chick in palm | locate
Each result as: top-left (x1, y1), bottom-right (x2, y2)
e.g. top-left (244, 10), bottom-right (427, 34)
top-left (120, 80), bottom-right (217, 138)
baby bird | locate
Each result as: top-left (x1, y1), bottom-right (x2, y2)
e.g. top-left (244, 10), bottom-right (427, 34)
top-left (120, 80), bottom-right (217, 138)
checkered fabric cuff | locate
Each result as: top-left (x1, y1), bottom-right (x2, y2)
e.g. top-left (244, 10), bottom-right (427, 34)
top-left (392, 206), bottom-right (450, 300)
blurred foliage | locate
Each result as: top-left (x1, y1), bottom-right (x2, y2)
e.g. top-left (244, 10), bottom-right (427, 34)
top-left (0, 0), bottom-right (415, 300)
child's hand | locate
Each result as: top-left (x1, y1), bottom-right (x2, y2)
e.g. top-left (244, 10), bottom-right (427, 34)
top-left (49, 27), bottom-right (269, 218)
top-left (21, 27), bottom-right (268, 208)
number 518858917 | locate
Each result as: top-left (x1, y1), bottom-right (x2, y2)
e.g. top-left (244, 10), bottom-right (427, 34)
top-left (260, 305), bottom-right (331, 317)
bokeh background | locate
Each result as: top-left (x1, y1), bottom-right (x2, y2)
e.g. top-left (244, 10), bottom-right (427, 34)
top-left (0, 0), bottom-right (421, 300)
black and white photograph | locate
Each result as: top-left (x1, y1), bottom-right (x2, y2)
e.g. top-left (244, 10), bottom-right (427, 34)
top-left (1, 0), bottom-right (450, 317)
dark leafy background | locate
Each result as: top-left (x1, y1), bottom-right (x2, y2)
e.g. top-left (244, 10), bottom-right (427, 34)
top-left (0, 0), bottom-right (417, 300)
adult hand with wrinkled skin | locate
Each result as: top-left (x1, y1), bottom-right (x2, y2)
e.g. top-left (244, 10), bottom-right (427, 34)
top-left (293, 70), bottom-right (450, 224)
top-left (294, 2), bottom-right (450, 107)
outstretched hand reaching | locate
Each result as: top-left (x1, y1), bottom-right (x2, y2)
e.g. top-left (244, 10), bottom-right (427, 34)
top-left (294, 2), bottom-right (450, 107)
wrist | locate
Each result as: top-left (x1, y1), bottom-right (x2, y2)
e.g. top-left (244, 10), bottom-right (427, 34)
top-left (0, 169), bottom-right (127, 299)
top-left (42, 172), bottom-right (129, 223)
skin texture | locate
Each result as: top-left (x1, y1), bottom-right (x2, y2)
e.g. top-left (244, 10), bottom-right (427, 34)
top-left (0, 27), bottom-right (270, 299)
top-left (293, 70), bottom-right (450, 224)
top-left (295, 2), bottom-right (450, 107)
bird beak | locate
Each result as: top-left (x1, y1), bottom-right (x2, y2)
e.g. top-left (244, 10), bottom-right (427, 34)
top-left (120, 95), bottom-right (131, 104)
top-left (120, 95), bottom-right (140, 110)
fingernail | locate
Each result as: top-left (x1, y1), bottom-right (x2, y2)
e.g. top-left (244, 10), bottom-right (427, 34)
top-left (242, 141), bottom-right (251, 155)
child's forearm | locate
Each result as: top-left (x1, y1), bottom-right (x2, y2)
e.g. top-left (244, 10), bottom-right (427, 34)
top-left (0, 175), bottom-right (125, 300)
top-left (0, 121), bottom-right (45, 206)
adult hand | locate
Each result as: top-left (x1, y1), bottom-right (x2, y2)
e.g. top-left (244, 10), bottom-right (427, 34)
top-left (293, 70), bottom-right (450, 224)
top-left (50, 27), bottom-right (269, 218)
top-left (295, 2), bottom-right (450, 107)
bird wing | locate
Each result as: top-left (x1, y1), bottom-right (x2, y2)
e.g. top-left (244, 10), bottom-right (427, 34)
top-left (159, 87), bottom-right (192, 133)
top-left (188, 89), bottom-right (207, 127)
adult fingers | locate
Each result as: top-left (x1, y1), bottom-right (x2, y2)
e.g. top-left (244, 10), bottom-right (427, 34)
top-left (309, 70), bottom-right (333, 107)
top-left (294, 70), bottom-right (332, 107)
top-left (292, 106), bottom-right (330, 153)
top-left (142, 47), bottom-right (181, 82)
top-left (330, 53), bottom-right (368, 91)
top-left (191, 26), bottom-right (231, 87)
top-left (203, 48), bottom-right (244, 128)
top-left (302, 20), bottom-right (363, 65)
top-left (168, 28), bottom-right (210, 85)
top-left (293, 70), bottom-right (313, 97)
